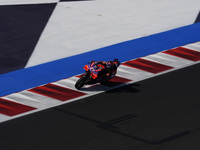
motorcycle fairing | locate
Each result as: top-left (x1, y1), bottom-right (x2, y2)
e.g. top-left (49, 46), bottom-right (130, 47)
top-left (83, 62), bottom-right (105, 79)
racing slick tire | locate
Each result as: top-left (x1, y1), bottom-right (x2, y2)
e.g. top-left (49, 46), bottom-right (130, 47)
top-left (75, 76), bottom-right (86, 89)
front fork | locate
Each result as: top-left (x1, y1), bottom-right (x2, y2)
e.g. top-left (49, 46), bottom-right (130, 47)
top-left (83, 71), bottom-right (93, 85)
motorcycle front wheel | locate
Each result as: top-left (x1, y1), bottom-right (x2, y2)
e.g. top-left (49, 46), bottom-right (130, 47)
top-left (75, 75), bottom-right (87, 89)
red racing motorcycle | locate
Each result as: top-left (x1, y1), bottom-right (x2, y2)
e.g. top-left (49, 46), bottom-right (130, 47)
top-left (75, 60), bottom-right (120, 89)
top-left (75, 61), bottom-right (106, 89)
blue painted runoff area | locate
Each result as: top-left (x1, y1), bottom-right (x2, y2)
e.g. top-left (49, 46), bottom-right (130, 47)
top-left (1, 22), bottom-right (200, 97)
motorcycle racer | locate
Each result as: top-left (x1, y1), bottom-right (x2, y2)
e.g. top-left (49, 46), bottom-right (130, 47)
top-left (89, 58), bottom-right (120, 83)
top-left (75, 58), bottom-right (120, 89)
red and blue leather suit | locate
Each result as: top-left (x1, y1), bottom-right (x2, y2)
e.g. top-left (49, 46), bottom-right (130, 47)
top-left (90, 59), bottom-right (120, 82)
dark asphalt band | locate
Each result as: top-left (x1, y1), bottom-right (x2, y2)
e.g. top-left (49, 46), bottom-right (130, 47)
top-left (0, 3), bottom-right (56, 75)
top-left (194, 11), bottom-right (200, 23)
top-left (0, 23), bottom-right (200, 97)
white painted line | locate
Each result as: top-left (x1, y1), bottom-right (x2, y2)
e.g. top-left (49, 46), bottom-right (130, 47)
top-left (53, 77), bottom-right (111, 94)
top-left (54, 77), bottom-right (80, 91)
top-left (142, 52), bottom-right (193, 68)
top-left (19, 91), bottom-right (62, 107)
top-left (4, 93), bottom-right (43, 108)
top-left (183, 44), bottom-right (200, 52)
top-left (118, 65), bottom-right (153, 80)
top-left (0, 114), bottom-right (9, 123)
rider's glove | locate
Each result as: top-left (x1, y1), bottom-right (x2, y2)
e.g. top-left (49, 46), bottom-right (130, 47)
top-left (106, 73), bottom-right (110, 77)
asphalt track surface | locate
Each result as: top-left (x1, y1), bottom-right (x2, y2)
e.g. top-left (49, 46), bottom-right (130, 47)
top-left (1, 62), bottom-right (200, 150)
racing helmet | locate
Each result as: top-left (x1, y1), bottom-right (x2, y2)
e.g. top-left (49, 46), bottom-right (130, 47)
top-left (113, 58), bottom-right (120, 67)
top-left (106, 61), bottom-right (114, 70)
top-left (106, 59), bottom-right (120, 70)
